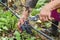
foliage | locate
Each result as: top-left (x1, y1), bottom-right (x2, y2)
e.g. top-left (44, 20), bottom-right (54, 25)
top-left (0, 8), bottom-right (42, 40)
top-left (31, 0), bottom-right (49, 16)
top-left (14, 30), bottom-right (21, 40)
top-left (0, 0), bottom-right (56, 40)
top-left (0, 10), bottom-right (18, 32)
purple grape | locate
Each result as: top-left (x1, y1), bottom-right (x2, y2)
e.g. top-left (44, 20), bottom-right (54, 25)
top-left (21, 21), bottom-right (32, 34)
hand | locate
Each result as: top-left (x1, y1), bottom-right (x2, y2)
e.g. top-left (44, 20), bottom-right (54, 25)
top-left (17, 17), bottom-right (26, 33)
top-left (17, 18), bottom-right (32, 34)
top-left (39, 9), bottom-right (52, 22)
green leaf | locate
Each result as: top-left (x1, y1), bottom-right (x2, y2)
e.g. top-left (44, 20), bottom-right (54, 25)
top-left (14, 31), bottom-right (21, 40)
top-left (2, 26), bottom-right (8, 30)
top-left (31, 9), bottom-right (40, 16)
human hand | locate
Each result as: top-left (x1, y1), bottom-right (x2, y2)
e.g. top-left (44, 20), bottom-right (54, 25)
top-left (39, 9), bottom-right (53, 21)
top-left (17, 17), bottom-right (26, 32)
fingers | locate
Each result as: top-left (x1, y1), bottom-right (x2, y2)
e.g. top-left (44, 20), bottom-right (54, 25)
top-left (17, 19), bottom-right (24, 33)
top-left (17, 18), bottom-right (26, 28)
top-left (48, 15), bottom-right (54, 21)
top-left (39, 15), bottom-right (48, 21)
top-left (17, 20), bottom-right (22, 32)
top-left (39, 14), bottom-right (53, 22)
top-left (17, 20), bottom-right (21, 27)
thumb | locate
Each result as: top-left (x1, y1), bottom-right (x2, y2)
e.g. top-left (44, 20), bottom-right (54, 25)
top-left (48, 13), bottom-right (52, 20)
top-left (17, 22), bottom-right (23, 33)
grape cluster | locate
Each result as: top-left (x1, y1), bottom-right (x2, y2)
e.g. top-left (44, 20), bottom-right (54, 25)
top-left (20, 21), bottom-right (32, 34)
